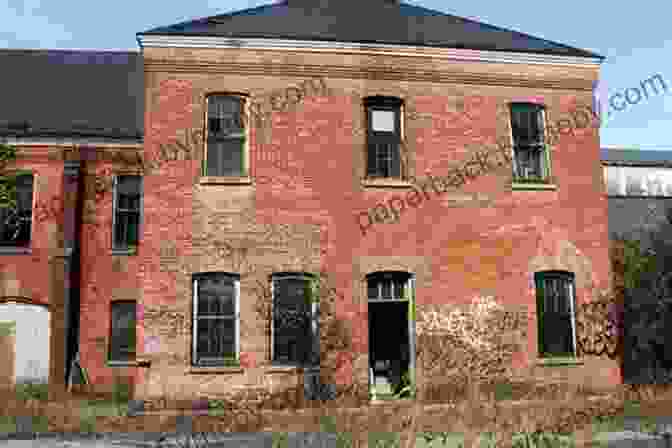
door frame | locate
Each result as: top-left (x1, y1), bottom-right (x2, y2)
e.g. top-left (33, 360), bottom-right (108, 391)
top-left (366, 273), bottom-right (416, 399)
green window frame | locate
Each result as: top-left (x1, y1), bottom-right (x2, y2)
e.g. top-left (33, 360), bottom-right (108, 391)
top-left (535, 271), bottom-right (577, 358)
top-left (271, 272), bottom-right (316, 367)
top-left (204, 94), bottom-right (247, 177)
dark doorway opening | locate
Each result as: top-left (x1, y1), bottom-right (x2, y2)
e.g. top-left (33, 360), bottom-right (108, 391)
top-left (369, 301), bottom-right (409, 397)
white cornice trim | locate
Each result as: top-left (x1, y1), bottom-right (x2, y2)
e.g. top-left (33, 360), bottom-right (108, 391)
top-left (136, 35), bottom-right (603, 67)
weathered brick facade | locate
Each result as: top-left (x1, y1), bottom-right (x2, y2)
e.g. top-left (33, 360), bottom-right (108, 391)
top-left (126, 45), bottom-right (617, 402)
top-left (0, 5), bottom-right (619, 403)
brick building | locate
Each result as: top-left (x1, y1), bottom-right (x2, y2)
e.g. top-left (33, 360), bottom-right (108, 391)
top-left (0, 0), bottom-right (619, 403)
top-left (602, 147), bottom-right (672, 247)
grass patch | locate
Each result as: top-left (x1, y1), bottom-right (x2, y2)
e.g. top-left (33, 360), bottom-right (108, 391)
top-left (78, 401), bottom-right (99, 433)
top-left (0, 415), bottom-right (16, 434)
top-left (14, 382), bottom-right (49, 402)
top-left (416, 432), bottom-right (463, 448)
top-left (369, 431), bottom-right (401, 448)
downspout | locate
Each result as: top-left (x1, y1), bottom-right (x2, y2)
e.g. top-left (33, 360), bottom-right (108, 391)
top-left (63, 152), bottom-right (84, 386)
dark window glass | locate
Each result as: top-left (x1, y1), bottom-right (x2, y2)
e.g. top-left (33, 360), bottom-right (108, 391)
top-left (273, 275), bottom-right (313, 365)
top-left (206, 96), bottom-right (246, 177)
top-left (535, 271), bottom-right (575, 357)
top-left (0, 174), bottom-right (33, 246)
top-left (113, 175), bottom-right (141, 249)
top-left (510, 103), bottom-right (547, 179)
top-left (109, 301), bottom-right (136, 362)
top-left (194, 274), bottom-right (237, 364)
top-left (366, 97), bottom-right (402, 179)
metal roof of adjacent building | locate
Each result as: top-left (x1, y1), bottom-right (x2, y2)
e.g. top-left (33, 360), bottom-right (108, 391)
top-left (0, 49), bottom-right (143, 141)
top-left (138, 0), bottom-right (603, 59)
top-left (1, 1), bottom-right (604, 141)
top-left (601, 148), bottom-right (672, 166)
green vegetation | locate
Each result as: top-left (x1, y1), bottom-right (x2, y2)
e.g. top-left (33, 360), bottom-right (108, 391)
top-left (14, 381), bottom-right (50, 402)
top-left (0, 142), bottom-right (18, 213)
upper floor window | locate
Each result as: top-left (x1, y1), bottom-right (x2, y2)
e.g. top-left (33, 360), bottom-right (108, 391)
top-left (535, 271), bottom-right (577, 357)
top-left (109, 301), bottom-right (136, 363)
top-left (272, 273), bottom-right (315, 366)
top-left (192, 273), bottom-right (240, 366)
top-left (205, 95), bottom-right (247, 177)
top-left (509, 103), bottom-right (550, 182)
top-left (0, 173), bottom-right (33, 247)
top-left (112, 175), bottom-right (141, 250)
top-left (365, 96), bottom-right (403, 179)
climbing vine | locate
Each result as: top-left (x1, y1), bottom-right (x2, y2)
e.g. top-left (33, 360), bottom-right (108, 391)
top-left (0, 142), bottom-right (18, 212)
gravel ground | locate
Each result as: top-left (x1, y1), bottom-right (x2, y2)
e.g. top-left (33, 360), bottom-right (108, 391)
top-left (2, 424), bottom-right (672, 448)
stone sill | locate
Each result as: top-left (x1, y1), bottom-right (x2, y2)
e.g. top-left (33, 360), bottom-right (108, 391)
top-left (110, 247), bottom-right (137, 256)
top-left (107, 360), bottom-right (140, 367)
top-left (187, 366), bottom-right (244, 374)
top-left (362, 178), bottom-right (415, 189)
top-left (536, 357), bottom-right (584, 366)
top-left (511, 182), bottom-right (557, 191)
top-left (0, 246), bottom-right (31, 255)
top-left (265, 365), bottom-right (301, 373)
top-left (199, 176), bottom-right (252, 186)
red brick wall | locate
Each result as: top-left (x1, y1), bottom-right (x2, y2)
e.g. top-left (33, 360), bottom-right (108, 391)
top-left (130, 46), bottom-right (615, 400)
top-left (1, 48), bottom-right (616, 399)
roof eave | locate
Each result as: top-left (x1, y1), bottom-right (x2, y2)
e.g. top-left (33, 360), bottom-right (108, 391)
top-left (135, 34), bottom-right (603, 66)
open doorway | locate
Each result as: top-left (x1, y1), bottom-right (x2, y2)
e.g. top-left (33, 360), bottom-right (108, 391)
top-left (367, 271), bottom-right (413, 399)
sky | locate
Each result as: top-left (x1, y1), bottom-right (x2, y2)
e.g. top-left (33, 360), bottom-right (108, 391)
top-left (1, 0), bottom-right (671, 150)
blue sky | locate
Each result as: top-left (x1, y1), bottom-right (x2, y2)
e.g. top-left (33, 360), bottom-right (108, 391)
top-left (2, 0), bottom-right (671, 150)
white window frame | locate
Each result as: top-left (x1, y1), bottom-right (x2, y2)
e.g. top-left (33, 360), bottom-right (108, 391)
top-left (192, 274), bottom-right (240, 366)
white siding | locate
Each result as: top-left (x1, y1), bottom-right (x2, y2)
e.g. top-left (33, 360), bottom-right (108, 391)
top-left (0, 303), bottom-right (50, 384)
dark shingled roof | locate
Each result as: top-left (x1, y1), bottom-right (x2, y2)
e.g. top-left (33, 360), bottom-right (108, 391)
top-left (601, 148), bottom-right (672, 166)
top-left (0, 49), bottom-right (143, 141)
top-left (138, 0), bottom-right (603, 59)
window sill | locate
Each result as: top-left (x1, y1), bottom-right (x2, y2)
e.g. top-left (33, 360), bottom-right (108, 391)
top-left (266, 365), bottom-right (302, 373)
top-left (107, 360), bottom-right (140, 367)
top-left (536, 356), bottom-right (584, 366)
top-left (511, 182), bottom-right (557, 191)
top-left (362, 178), bottom-right (415, 189)
top-left (0, 246), bottom-right (31, 255)
top-left (199, 176), bottom-right (252, 186)
top-left (110, 247), bottom-right (137, 256)
top-left (187, 366), bottom-right (244, 374)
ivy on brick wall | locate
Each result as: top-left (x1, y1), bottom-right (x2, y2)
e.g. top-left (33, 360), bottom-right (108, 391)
top-left (0, 142), bottom-right (19, 228)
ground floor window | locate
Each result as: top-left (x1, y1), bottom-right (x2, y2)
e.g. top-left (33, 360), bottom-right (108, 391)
top-left (109, 301), bottom-right (136, 362)
top-left (535, 270), bottom-right (577, 357)
top-left (192, 273), bottom-right (240, 366)
top-left (272, 273), bottom-right (315, 366)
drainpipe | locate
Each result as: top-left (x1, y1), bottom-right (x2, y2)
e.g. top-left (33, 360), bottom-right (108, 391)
top-left (62, 153), bottom-right (84, 386)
